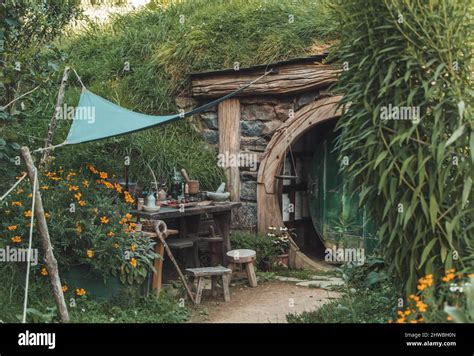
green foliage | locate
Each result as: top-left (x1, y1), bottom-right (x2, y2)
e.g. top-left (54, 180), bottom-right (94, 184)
top-left (287, 257), bottom-right (399, 323)
top-left (331, 0), bottom-right (474, 294)
top-left (0, 164), bottom-right (158, 284)
top-left (230, 231), bottom-right (280, 271)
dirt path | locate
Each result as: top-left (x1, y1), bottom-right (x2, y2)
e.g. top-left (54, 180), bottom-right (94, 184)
top-left (190, 281), bottom-right (340, 323)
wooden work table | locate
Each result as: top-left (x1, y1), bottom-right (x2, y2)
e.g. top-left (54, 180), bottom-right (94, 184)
top-left (131, 202), bottom-right (241, 295)
top-left (131, 202), bottom-right (241, 251)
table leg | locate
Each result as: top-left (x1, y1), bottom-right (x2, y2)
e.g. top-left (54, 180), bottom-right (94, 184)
top-left (152, 240), bottom-right (165, 295)
top-left (213, 211), bottom-right (231, 252)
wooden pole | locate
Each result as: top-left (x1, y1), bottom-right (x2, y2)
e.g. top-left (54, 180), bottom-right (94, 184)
top-left (40, 66), bottom-right (70, 169)
top-left (21, 146), bottom-right (70, 323)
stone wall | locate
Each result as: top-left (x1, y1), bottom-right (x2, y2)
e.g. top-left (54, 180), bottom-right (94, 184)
top-left (178, 89), bottom-right (327, 230)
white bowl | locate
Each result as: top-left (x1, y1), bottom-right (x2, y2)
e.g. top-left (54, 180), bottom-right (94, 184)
top-left (207, 191), bottom-right (230, 201)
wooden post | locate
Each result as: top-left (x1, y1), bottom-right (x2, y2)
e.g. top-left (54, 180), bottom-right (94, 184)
top-left (218, 98), bottom-right (241, 202)
top-left (152, 240), bottom-right (165, 295)
top-left (21, 146), bottom-right (70, 323)
top-left (40, 66), bottom-right (70, 169)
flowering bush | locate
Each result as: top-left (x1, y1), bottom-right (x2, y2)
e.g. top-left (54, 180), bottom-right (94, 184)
top-left (0, 164), bottom-right (158, 285)
top-left (392, 270), bottom-right (474, 323)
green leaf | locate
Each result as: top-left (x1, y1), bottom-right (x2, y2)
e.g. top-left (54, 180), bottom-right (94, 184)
top-left (470, 132), bottom-right (474, 163)
top-left (419, 239), bottom-right (437, 268)
top-left (462, 177), bottom-right (472, 209)
top-left (445, 124), bottom-right (465, 147)
top-left (374, 151), bottom-right (388, 169)
top-left (429, 195), bottom-right (438, 230)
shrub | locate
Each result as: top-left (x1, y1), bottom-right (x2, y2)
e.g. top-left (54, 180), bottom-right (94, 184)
top-left (230, 231), bottom-right (280, 271)
top-left (331, 0), bottom-right (473, 293)
top-left (0, 163), bottom-right (158, 285)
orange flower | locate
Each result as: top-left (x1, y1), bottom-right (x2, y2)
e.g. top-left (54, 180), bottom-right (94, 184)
top-left (11, 236), bottom-right (22, 243)
top-left (82, 180), bottom-right (90, 188)
top-left (44, 212), bottom-right (50, 219)
top-left (87, 164), bottom-right (98, 174)
top-left (24, 210), bottom-right (32, 218)
top-left (107, 231), bottom-right (115, 237)
top-left (16, 189), bottom-right (24, 194)
top-left (7, 225), bottom-right (17, 231)
top-left (68, 185), bottom-right (79, 191)
top-left (114, 183), bottom-right (122, 193)
top-left (41, 267), bottom-right (48, 276)
top-left (130, 258), bottom-right (137, 268)
top-left (100, 216), bottom-right (109, 224)
top-left (447, 315), bottom-right (453, 321)
top-left (75, 288), bottom-right (87, 296)
top-left (79, 200), bottom-right (86, 206)
top-left (75, 223), bottom-right (82, 235)
top-left (11, 201), bottom-right (22, 207)
top-left (99, 172), bottom-right (108, 179)
top-left (28, 193), bottom-right (33, 198)
top-left (124, 191), bottom-right (134, 204)
top-left (86, 249), bottom-right (94, 258)
top-left (124, 213), bottom-right (132, 220)
top-left (62, 285), bottom-right (68, 293)
top-left (41, 185), bottom-right (49, 190)
top-left (74, 192), bottom-right (82, 201)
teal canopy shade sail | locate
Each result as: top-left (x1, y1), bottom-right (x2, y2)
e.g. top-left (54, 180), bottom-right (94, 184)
top-left (64, 71), bottom-right (268, 145)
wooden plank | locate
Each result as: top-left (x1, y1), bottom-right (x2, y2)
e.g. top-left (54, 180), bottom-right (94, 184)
top-left (245, 262), bottom-right (258, 287)
top-left (191, 64), bottom-right (340, 98)
top-left (131, 202), bottom-right (241, 220)
top-left (21, 146), bottom-right (70, 323)
top-left (218, 98), bottom-right (241, 202)
top-left (185, 266), bottom-right (232, 277)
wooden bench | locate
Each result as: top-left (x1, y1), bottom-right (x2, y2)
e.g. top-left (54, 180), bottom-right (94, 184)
top-left (185, 266), bottom-right (232, 305)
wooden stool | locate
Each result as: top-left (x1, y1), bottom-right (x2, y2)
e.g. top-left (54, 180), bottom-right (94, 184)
top-left (226, 249), bottom-right (258, 287)
top-left (185, 266), bottom-right (232, 305)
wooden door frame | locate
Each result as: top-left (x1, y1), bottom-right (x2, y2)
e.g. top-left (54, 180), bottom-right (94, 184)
top-left (256, 95), bottom-right (343, 233)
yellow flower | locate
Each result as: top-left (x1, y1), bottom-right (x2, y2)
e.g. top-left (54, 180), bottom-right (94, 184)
top-left (68, 185), bottom-right (79, 191)
top-left (124, 213), bottom-right (132, 220)
top-left (41, 267), bottom-right (48, 276)
top-left (11, 236), bottom-right (21, 243)
top-left (99, 172), bottom-right (108, 179)
top-left (44, 212), bottom-right (50, 219)
top-left (75, 288), bottom-right (86, 296)
top-left (86, 249), bottom-right (94, 258)
top-left (124, 191), bottom-right (134, 204)
top-left (100, 216), bottom-right (109, 224)
top-left (107, 231), bottom-right (115, 237)
top-left (131, 244), bottom-right (137, 252)
top-left (79, 200), bottom-right (86, 207)
top-left (114, 183), bottom-right (122, 193)
top-left (41, 186), bottom-right (49, 190)
top-left (62, 286), bottom-right (68, 293)
top-left (12, 201), bottom-right (22, 207)
top-left (130, 258), bottom-right (137, 268)
top-left (103, 181), bottom-right (114, 189)
top-left (7, 225), bottom-right (17, 231)
top-left (82, 180), bottom-right (90, 188)
top-left (24, 210), bottom-right (32, 218)
top-left (75, 223), bottom-right (82, 235)
top-left (112, 243), bottom-right (119, 249)
top-left (16, 189), bottom-right (24, 194)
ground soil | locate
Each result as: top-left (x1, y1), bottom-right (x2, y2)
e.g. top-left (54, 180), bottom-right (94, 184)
top-left (189, 281), bottom-right (340, 323)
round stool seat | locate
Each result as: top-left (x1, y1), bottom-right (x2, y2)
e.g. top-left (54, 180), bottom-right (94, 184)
top-left (226, 249), bottom-right (256, 263)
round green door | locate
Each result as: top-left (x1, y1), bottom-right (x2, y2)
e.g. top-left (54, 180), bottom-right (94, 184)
top-left (308, 129), bottom-right (376, 253)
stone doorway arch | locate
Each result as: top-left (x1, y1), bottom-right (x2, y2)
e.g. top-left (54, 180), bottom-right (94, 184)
top-left (256, 95), bottom-right (342, 269)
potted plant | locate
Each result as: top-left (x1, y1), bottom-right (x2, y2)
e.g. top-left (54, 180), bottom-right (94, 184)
top-left (269, 229), bottom-right (293, 267)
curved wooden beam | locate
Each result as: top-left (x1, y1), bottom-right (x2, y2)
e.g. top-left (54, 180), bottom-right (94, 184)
top-left (256, 95), bottom-right (343, 233)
